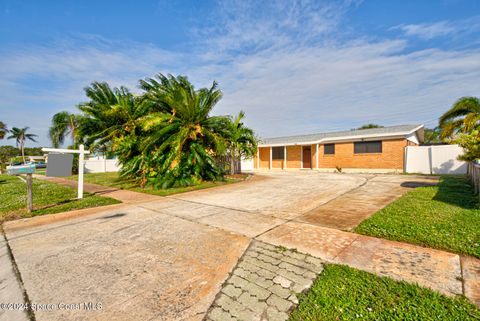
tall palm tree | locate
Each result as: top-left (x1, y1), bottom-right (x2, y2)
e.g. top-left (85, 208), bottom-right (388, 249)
top-left (49, 111), bottom-right (82, 148)
top-left (439, 97), bottom-right (480, 140)
top-left (424, 127), bottom-right (442, 145)
top-left (226, 111), bottom-right (257, 174)
top-left (136, 73), bottom-right (229, 187)
top-left (8, 127), bottom-right (38, 163)
top-left (0, 121), bottom-right (7, 139)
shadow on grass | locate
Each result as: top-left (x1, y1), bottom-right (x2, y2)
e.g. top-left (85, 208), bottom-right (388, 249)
top-left (33, 196), bottom-right (89, 211)
top-left (401, 181), bottom-right (438, 188)
top-left (431, 176), bottom-right (478, 209)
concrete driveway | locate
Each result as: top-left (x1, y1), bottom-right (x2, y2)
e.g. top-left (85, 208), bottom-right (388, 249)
top-left (171, 171), bottom-right (368, 219)
top-left (2, 172), bottom-right (438, 321)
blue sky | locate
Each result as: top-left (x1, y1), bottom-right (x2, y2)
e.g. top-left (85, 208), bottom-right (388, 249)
top-left (1, 0), bottom-right (479, 147)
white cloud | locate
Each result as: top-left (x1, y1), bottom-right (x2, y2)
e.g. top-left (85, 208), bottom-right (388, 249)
top-left (1, 0), bottom-right (479, 147)
top-left (196, 0), bottom-right (361, 57)
top-left (395, 21), bottom-right (456, 40)
top-left (393, 16), bottom-right (480, 40)
top-left (212, 43), bottom-right (480, 137)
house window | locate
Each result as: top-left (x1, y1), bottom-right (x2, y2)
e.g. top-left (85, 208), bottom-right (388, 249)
top-left (324, 144), bottom-right (335, 155)
top-left (354, 141), bottom-right (382, 154)
top-left (271, 146), bottom-right (284, 160)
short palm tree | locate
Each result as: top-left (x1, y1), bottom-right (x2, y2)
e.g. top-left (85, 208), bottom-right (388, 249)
top-left (439, 97), bottom-right (480, 140)
top-left (8, 127), bottom-right (38, 163)
top-left (226, 111), bottom-right (257, 174)
top-left (0, 121), bottom-right (7, 139)
top-left (49, 111), bottom-right (82, 148)
top-left (76, 82), bottom-right (154, 182)
top-left (137, 73), bottom-right (229, 187)
top-left (78, 82), bottom-right (150, 148)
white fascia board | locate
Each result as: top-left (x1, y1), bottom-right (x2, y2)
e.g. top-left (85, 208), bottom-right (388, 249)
top-left (258, 141), bottom-right (319, 147)
top-left (406, 132), bottom-right (420, 145)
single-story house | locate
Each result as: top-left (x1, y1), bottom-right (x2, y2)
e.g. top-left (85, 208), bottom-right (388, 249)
top-left (27, 155), bottom-right (46, 162)
top-left (253, 124), bottom-right (424, 173)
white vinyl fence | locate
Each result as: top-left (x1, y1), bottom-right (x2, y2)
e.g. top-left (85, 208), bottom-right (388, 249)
top-left (240, 157), bottom-right (254, 172)
top-left (84, 158), bottom-right (121, 173)
top-left (405, 144), bottom-right (467, 175)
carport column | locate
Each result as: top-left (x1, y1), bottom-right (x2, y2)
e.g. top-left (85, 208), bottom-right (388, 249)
top-left (284, 146), bottom-right (287, 170)
top-left (269, 147), bottom-right (272, 170)
top-left (256, 147), bottom-right (260, 169)
top-left (300, 146), bottom-right (303, 169)
top-left (316, 144), bottom-right (319, 169)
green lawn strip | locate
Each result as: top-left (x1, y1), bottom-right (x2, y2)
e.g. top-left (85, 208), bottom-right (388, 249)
top-left (0, 174), bottom-right (120, 222)
top-left (35, 168), bottom-right (46, 175)
top-left (64, 172), bottom-right (246, 196)
top-left (289, 264), bottom-right (480, 321)
top-left (355, 175), bottom-right (480, 258)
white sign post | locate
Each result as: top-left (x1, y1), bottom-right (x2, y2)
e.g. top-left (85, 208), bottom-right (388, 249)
top-left (42, 144), bottom-right (90, 199)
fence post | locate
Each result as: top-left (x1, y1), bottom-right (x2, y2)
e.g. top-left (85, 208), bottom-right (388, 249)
top-left (477, 166), bottom-right (480, 195)
top-left (471, 162), bottom-right (480, 195)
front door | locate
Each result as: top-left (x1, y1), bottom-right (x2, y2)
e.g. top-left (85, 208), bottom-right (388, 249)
top-left (302, 146), bottom-right (311, 169)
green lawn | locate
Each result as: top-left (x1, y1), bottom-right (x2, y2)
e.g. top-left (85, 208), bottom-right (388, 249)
top-left (63, 172), bottom-right (248, 196)
top-left (290, 264), bottom-right (480, 321)
top-left (355, 175), bottom-right (480, 258)
top-left (0, 174), bottom-right (120, 222)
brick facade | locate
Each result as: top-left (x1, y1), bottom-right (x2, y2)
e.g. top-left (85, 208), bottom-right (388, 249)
top-left (272, 159), bottom-right (284, 169)
top-left (317, 139), bottom-right (407, 170)
top-left (257, 147), bottom-right (270, 169)
top-left (254, 138), bottom-right (409, 170)
top-left (286, 146), bottom-right (301, 168)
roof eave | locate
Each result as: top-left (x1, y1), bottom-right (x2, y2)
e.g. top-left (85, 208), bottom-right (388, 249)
top-left (258, 125), bottom-right (425, 147)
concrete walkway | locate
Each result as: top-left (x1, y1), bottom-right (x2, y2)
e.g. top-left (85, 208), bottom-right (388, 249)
top-left (2, 172), bottom-right (479, 321)
top-left (258, 221), bottom-right (468, 297)
top-left (4, 203), bottom-right (249, 321)
top-left (0, 235), bottom-right (30, 321)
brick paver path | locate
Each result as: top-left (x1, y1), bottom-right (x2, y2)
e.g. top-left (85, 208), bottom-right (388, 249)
top-left (205, 241), bottom-right (324, 321)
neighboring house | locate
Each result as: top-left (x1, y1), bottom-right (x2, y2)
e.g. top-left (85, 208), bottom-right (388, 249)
top-left (27, 156), bottom-right (46, 162)
top-left (253, 124), bottom-right (424, 173)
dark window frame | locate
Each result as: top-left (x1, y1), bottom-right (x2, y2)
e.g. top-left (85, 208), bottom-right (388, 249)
top-left (324, 144), bottom-right (335, 155)
top-left (271, 146), bottom-right (285, 160)
top-left (354, 141), bottom-right (382, 154)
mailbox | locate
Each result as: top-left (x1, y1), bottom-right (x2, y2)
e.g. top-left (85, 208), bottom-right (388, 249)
top-left (7, 164), bottom-right (36, 176)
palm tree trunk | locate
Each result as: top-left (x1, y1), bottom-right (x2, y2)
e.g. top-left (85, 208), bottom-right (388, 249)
top-left (71, 123), bottom-right (77, 148)
top-left (230, 149), bottom-right (235, 175)
top-left (21, 141), bottom-right (25, 164)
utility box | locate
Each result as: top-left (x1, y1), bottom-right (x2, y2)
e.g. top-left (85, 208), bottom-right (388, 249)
top-left (7, 164), bottom-right (36, 176)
